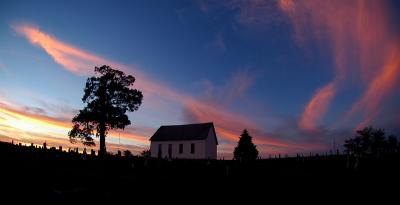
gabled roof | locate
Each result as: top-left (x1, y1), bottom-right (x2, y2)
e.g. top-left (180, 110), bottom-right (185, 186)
top-left (150, 122), bottom-right (218, 145)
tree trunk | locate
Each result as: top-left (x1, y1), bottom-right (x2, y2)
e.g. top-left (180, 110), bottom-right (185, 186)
top-left (98, 81), bottom-right (107, 159)
top-left (99, 122), bottom-right (106, 158)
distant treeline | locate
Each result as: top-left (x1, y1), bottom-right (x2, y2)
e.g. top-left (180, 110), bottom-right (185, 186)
top-left (344, 126), bottom-right (400, 156)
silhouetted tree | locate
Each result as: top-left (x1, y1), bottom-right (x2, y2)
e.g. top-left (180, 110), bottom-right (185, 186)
top-left (344, 126), bottom-right (398, 157)
top-left (387, 135), bottom-right (399, 153)
top-left (234, 129), bottom-right (259, 162)
top-left (140, 149), bottom-right (151, 158)
top-left (68, 65), bottom-right (143, 158)
top-left (123, 150), bottom-right (133, 157)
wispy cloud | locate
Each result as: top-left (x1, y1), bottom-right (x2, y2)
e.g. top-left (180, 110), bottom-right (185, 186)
top-left (11, 23), bottom-right (183, 99)
top-left (299, 81), bottom-right (336, 132)
top-left (12, 24), bottom-right (112, 76)
top-left (346, 44), bottom-right (400, 129)
top-left (277, 0), bottom-right (400, 131)
top-left (197, 69), bottom-right (255, 106)
top-left (196, 0), bottom-right (400, 141)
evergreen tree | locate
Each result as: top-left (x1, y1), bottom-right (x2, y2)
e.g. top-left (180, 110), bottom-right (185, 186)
top-left (234, 129), bottom-right (259, 161)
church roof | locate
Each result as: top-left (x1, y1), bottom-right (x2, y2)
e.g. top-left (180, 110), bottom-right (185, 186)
top-left (150, 122), bottom-right (218, 144)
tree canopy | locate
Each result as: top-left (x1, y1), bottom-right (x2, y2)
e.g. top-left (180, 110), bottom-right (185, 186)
top-left (68, 65), bottom-right (143, 157)
top-left (344, 126), bottom-right (399, 157)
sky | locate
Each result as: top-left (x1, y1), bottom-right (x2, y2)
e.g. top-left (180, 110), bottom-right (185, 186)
top-left (0, 0), bottom-right (400, 158)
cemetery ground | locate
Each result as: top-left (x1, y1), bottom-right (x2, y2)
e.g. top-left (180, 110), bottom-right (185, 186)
top-left (1, 141), bottom-right (399, 200)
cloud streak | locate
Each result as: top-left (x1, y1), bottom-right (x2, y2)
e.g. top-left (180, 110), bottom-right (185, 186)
top-left (12, 24), bottom-right (110, 76)
top-left (299, 81), bottom-right (336, 131)
top-left (12, 23), bottom-right (184, 101)
top-left (278, 0), bottom-right (400, 132)
top-left (347, 44), bottom-right (400, 129)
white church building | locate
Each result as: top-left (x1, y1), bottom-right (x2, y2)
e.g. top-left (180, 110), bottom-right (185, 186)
top-left (149, 122), bottom-right (218, 159)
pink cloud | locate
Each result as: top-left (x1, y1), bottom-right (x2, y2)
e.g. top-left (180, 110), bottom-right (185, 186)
top-left (12, 24), bottom-right (110, 75)
top-left (299, 81), bottom-right (336, 132)
top-left (347, 44), bottom-right (400, 129)
top-left (11, 23), bottom-right (183, 100)
top-left (278, 0), bottom-right (400, 131)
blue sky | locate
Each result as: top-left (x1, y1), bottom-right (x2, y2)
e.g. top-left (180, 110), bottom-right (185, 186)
top-left (0, 0), bottom-right (400, 157)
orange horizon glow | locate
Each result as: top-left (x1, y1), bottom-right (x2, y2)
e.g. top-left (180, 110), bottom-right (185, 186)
top-left (0, 98), bottom-right (327, 155)
top-left (0, 102), bottom-right (150, 151)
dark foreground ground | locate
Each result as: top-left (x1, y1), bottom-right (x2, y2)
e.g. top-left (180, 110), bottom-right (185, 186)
top-left (1, 141), bottom-right (399, 201)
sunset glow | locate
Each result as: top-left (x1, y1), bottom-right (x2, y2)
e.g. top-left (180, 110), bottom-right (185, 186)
top-left (1, 0), bottom-right (399, 157)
